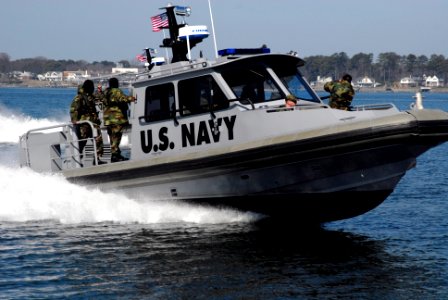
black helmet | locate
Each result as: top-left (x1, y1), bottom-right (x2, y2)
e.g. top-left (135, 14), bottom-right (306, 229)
top-left (342, 74), bottom-right (352, 83)
top-left (82, 80), bottom-right (94, 94)
top-left (109, 77), bottom-right (119, 89)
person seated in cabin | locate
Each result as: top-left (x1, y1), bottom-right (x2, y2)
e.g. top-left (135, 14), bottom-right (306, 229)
top-left (70, 79), bottom-right (103, 159)
top-left (240, 84), bottom-right (258, 101)
top-left (285, 94), bottom-right (297, 108)
top-left (99, 77), bottom-right (135, 162)
top-left (324, 74), bottom-right (355, 110)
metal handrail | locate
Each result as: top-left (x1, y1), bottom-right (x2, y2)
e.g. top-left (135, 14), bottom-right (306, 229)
top-left (351, 103), bottom-right (395, 111)
top-left (20, 121), bottom-right (99, 170)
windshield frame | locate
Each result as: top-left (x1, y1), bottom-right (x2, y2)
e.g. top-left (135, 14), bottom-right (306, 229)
top-left (271, 65), bottom-right (321, 104)
top-left (215, 54), bottom-right (322, 105)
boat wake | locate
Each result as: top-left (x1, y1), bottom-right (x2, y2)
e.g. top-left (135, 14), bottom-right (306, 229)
top-left (0, 106), bottom-right (63, 144)
top-left (0, 165), bottom-right (259, 225)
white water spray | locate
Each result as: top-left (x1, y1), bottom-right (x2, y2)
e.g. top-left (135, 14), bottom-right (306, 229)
top-left (0, 165), bottom-right (259, 224)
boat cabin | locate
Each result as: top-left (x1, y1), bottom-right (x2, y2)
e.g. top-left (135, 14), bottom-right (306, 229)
top-left (134, 52), bottom-right (321, 122)
top-left (127, 50), bottom-right (326, 162)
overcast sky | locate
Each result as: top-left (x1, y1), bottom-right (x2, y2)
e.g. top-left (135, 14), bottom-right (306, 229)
top-left (1, 0), bottom-right (447, 63)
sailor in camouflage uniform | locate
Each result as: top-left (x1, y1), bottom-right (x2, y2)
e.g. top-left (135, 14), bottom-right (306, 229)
top-left (101, 77), bottom-right (135, 162)
top-left (70, 79), bottom-right (103, 157)
top-left (324, 74), bottom-right (355, 110)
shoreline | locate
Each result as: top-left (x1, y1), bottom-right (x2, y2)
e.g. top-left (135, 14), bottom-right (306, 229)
top-left (314, 86), bottom-right (448, 93)
top-left (0, 79), bottom-right (78, 88)
top-left (1, 80), bottom-right (448, 94)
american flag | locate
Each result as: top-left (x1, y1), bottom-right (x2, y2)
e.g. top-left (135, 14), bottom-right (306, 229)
top-left (136, 53), bottom-right (147, 62)
top-left (151, 13), bottom-right (169, 32)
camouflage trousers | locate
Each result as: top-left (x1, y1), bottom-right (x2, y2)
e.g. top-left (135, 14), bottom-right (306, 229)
top-left (77, 123), bottom-right (103, 156)
top-left (106, 124), bottom-right (125, 156)
top-left (329, 99), bottom-right (352, 111)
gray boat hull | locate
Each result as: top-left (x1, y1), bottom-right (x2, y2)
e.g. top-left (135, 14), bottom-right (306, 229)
top-left (65, 111), bottom-right (447, 223)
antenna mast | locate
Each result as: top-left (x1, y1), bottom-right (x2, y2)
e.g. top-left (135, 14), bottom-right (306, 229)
top-left (207, 0), bottom-right (218, 58)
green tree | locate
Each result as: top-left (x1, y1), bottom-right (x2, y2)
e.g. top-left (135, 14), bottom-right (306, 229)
top-left (118, 60), bottom-right (131, 68)
top-left (405, 54), bottom-right (417, 74)
top-left (302, 55), bottom-right (334, 81)
top-left (377, 52), bottom-right (401, 83)
top-left (350, 53), bottom-right (373, 78)
top-left (0, 52), bottom-right (11, 73)
top-left (427, 54), bottom-right (446, 75)
top-left (329, 52), bottom-right (350, 78)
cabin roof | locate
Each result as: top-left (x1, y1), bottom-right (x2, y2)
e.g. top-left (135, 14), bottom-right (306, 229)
top-left (133, 53), bottom-right (305, 87)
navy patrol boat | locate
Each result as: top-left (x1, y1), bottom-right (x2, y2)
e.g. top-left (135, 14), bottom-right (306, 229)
top-left (19, 4), bottom-right (448, 223)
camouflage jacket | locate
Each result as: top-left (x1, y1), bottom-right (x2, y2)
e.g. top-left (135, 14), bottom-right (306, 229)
top-left (70, 85), bottom-right (101, 124)
top-left (101, 88), bottom-right (135, 126)
top-left (324, 80), bottom-right (355, 108)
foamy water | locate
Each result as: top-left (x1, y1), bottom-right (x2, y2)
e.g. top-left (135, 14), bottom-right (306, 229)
top-left (0, 105), bottom-right (64, 144)
top-left (0, 165), bottom-right (258, 224)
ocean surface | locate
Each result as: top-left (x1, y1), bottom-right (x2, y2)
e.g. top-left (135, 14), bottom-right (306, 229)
top-left (0, 87), bottom-right (447, 299)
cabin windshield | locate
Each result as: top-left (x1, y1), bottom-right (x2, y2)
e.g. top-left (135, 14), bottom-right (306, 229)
top-left (272, 65), bottom-right (320, 103)
top-left (178, 75), bottom-right (228, 116)
top-left (143, 83), bottom-right (175, 122)
top-left (220, 65), bottom-right (283, 103)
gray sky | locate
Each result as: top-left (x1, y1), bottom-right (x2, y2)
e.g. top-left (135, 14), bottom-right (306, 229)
top-left (1, 0), bottom-right (447, 63)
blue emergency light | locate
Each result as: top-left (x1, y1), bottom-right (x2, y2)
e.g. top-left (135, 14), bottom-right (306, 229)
top-left (218, 48), bottom-right (271, 56)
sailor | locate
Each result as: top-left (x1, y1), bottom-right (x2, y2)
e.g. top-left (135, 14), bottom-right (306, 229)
top-left (100, 77), bottom-right (135, 162)
top-left (70, 79), bottom-right (103, 157)
top-left (324, 74), bottom-right (355, 110)
top-left (285, 94), bottom-right (297, 108)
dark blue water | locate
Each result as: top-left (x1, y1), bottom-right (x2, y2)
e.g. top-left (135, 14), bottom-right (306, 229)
top-left (1, 88), bottom-right (447, 299)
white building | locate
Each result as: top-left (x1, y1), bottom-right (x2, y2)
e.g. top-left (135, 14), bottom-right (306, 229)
top-left (400, 76), bottom-right (417, 87)
top-left (356, 76), bottom-right (381, 88)
top-left (357, 76), bottom-right (376, 87)
top-left (424, 75), bottom-right (440, 87)
top-left (310, 75), bottom-right (332, 87)
top-left (112, 67), bottom-right (139, 74)
top-left (39, 71), bottom-right (63, 81)
top-left (11, 71), bottom-right (34, 80)
top-left (63, 70), bottom-right (91, 82)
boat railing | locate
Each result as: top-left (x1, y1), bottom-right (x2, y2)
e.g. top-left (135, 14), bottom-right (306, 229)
top-left (135, 59), bottom-right (211, 79)
top-left (230, 98), bottom-right (256, 110)
top-left (230, 98), bottom-right (329, 112)
top-left (350, 103), bottom-right (396, 111)
top-left (19, 121), bottom-right (100, 172)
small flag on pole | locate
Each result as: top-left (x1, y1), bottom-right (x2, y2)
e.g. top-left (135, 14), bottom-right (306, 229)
top-left (151, 13), bottom-right (169, 32)
top-left (136, 48), bottom-right (157, 62)
top-left (136, 53), bottom-right (147, 62)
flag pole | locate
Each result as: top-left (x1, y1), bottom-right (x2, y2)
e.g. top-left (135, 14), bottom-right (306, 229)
top-left (186, 27), bottom-right (191, 61)
top-left (162, 30), bottom-right (170, 63)
top-left (207, 0), bottom-right (218, 59)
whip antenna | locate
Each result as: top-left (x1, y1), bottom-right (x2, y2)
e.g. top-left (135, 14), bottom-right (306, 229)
top-left (207, 0), bottom-right (218, 58)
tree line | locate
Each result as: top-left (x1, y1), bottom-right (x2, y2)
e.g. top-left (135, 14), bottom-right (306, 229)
top-left (0, 52), bottom-right (133, 77)
top-left (300, 52), bottom-right (448, 86)
top-left (1, 51), bottom-right (448, 86)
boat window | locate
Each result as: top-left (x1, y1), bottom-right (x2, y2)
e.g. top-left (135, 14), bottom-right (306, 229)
top-left (178, 75), bottom-right (228, 116)
top-left (273, 65), bottom-right (320, 103)
top-left (221, 65), bottom-right (282, 103)
top-left (144, 83), bottom-right (175, 122)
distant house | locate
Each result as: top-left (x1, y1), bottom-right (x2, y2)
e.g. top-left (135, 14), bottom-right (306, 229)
top-left (400, 76), bottom-right (417, 88)
top-left (39, 71), bottom-right (63, 81)
top-left (355, 76), bottom-right (381, 88)
top-left (310, 75), bottom-right (332, 87)
top-left (63, 70), bottom-right (91, 82)
top-left (357, 76), bottom-right (376, 87)
top-left (424, 75), bottom-right (441, 87)
top-left (11, 71), bottom-right (34, 80)
top-left (112, 67), bottom-right (138, 74)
